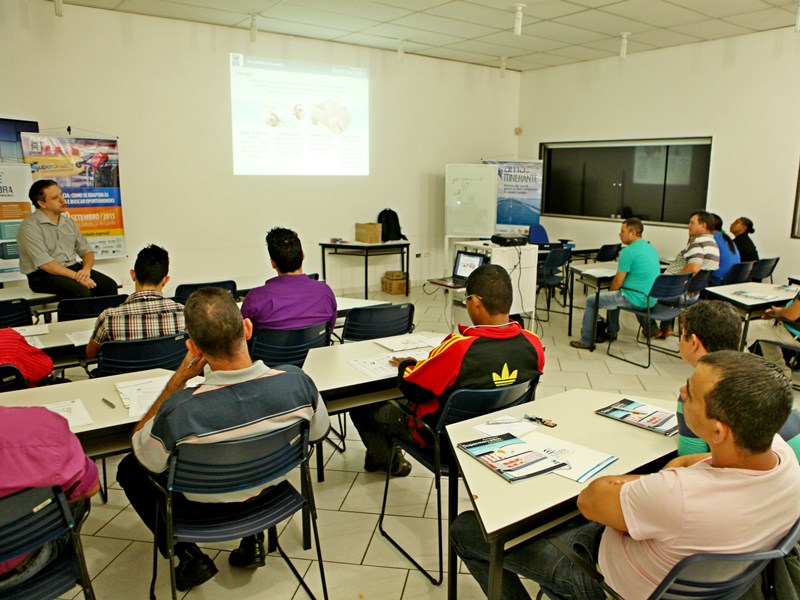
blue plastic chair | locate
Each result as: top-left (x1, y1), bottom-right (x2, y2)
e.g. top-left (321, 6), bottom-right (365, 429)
top-left (93, 333), bottom-right (188, 377)
top-left (378, 378), bottom-right (539, 586)
top-left (56, 294), bottom-right (128, 322)
top-left (536, 247), bottom-right (572, 321)
top-left (0, 298), bottom-right (33, 328)
top-left (537, 516), bottom-right (800, 600)
top-left (723, 261), bottom-right (756, 285)
top-left (750, 257), bottom-right (780, 283)
top-left (173, 281), bottom-right (237, 306)
top-left (250, 321), bottom-right (331, 368)
top-left (607, 273), bottom-right (691, 368)
top-left (595, 243), bottom-right (621, 263)
top-left (341, 303), bottom-right (414, 341)
top-left (528, 224), bottom-right (550, 245)
top-left (0, 486), bottom-right (95, 600)
top-left (148, 421), bottom-right (328, 600)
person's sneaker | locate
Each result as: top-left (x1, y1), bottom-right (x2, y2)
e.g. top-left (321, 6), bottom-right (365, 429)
top-left (364, 450), bottom-right (413, 477)
top-left (569, 340), bottom-right (593, 350)
top-left (229, 533), bottom-right (266, 568)
top-left (652, 328), bottom-right (673, 340)
top-left (175, 546), bottom-right (218, 591)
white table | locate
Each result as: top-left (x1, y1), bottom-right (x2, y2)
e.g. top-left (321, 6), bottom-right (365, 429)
top-left (705, 282), bottom-right (797, 350)
top-left (446, 388), bottom-right (678, 600)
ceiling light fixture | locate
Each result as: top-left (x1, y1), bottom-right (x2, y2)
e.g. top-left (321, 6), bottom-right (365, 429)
top-left (398, 41), bottom-right (405, 63)
top-left (250, 15), bottom-right (257, 42)
top-left (54, 0), bottom-right (63, 17)
top-left (513, 3), bottom-right (526, 36)
top-left (500, 56), bottom-right (507, 78)
top-left (620, 32), bottom-right (629, 59)
top-left (795, 0), bottom-right (800, 33)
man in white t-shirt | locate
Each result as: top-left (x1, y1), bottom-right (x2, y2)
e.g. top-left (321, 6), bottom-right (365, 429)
top-left (450, 350), bottom-right (800, 599)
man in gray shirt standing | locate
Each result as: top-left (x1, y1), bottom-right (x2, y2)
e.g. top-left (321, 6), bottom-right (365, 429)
top-left (16, 179), bottom-right (117, 299)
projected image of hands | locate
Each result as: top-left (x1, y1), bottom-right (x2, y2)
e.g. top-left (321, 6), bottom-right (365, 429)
top-left (230, 53), bottom-right (368, 176)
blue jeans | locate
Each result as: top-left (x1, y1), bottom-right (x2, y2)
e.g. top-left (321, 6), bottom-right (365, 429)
top-left (450, 512), bottom-right (607, 600)
top-left (579, 290), bottom-right (637, 345)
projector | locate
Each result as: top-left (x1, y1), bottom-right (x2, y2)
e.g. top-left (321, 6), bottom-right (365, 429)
top-left (490, 234), bottom-right (528, 247)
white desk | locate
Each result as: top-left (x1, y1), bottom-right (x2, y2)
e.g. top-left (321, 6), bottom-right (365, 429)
top-left (705, 282), bottom-right (797, 350)
top-left (446, 388), bottom-right (677, 600)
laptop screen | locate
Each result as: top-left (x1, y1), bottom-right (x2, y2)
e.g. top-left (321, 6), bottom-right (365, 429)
top-left (453, 251), bottom-right (486, 279)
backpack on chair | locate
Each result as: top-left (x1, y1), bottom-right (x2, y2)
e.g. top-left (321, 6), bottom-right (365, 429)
top-left (377, 209), bottom-right (407, 242)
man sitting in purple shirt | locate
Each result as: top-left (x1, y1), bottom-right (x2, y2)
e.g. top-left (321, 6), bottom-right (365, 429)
top-left (241, 227), bottom-right (337, 330)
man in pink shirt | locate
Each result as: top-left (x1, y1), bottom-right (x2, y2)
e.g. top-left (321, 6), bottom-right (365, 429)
top-left (0, 406), bottom-right (99, 590)
top-left (451, 351), bottom-right (800, 599)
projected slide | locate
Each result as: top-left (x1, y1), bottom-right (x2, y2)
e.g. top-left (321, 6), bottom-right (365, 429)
top-left (230, 54), bottom-right (369, 176)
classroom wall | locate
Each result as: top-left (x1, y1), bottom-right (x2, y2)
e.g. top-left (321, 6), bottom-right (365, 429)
top-left (519, 27), bottom-right (800, 280)
top-left (0, 0), bottom-right (520, 293)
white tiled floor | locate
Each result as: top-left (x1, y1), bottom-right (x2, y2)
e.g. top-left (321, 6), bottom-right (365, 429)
top-left (59, 284), bottom-right (799, 599)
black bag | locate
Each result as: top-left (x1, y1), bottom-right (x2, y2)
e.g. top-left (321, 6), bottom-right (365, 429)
top-left (377, 209), bottom-right (406, 242)
top-left (595, 318), bottom-right (609, 343)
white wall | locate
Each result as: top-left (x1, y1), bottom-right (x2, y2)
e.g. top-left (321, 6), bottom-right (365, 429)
top-left (520, 27), bottom-right (800, 281)
top-left (0, 0), bottom-right (520, 293)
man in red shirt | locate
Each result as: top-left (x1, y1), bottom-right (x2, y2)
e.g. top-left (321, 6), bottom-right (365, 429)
top-left (0, 328), bottom-right (53, 386)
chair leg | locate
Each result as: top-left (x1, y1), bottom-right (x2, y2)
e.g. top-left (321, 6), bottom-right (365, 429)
top-left (149, 517), bottom-right (159, 600)
top-left (377, 444), bottom-right (444, 585)
top-left (99, 458), bottom-right (108, 504)
top-left (72, 529), bottom-right (96, 600)
top-left (304, 464), bottom-right (329, 600)
top-left (324, 413), bottom-right (348, 454)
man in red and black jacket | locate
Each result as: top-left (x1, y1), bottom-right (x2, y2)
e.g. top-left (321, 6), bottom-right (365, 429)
top-left (351, 264), bottom-right (545, 477)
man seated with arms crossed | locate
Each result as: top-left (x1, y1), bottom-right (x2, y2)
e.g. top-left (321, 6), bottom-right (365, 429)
top-left (117, 288), bottom-right (330, 591)
top-left (649, 210), bottom-right (719, 339)
top-left (85, 244), bottom-right (184, 359)
top-left (676, 300), bottom-right (800, 460)
top-left (241, 226), bottom-right (337, 330)
top-left (0, 406), bottom-right (99, 591)
top-left (570, 218), bottom-right (660, 350)
top-left (350, 264), bottom-right (545, 477)
top-left (0, 328), bottom-right (54, 386)
top-left (17, 179), bottom-right (117, 299)
top-left (451, 350), bottom-right (800, 599)
top-left (745, 292), bottom-right (800, 380)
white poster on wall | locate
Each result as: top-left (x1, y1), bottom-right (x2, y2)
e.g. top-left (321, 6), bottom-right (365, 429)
top-left (0, 163), bottom-right (33, 282)
top-left (485, 160), bottom-right (542, 234)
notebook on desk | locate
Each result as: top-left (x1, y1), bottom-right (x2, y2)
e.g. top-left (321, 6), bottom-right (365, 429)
top-left (428, 250), bottom-right (487, 288)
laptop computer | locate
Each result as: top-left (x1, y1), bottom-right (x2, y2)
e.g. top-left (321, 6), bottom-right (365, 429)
top-left (428, 251), bottom-right (487, 289)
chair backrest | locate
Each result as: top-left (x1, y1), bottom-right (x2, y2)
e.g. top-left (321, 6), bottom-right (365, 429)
top-left (96, 332), bottom-right (188, 376)
top-left (435, 378), bottom-right (539, 434)
top-left (57, 293), bottom-right (128, 322)
top-left (650, 516), bottom-right (800, 599)
top-left (528, 224), bottom-right (550, 245)
top-left (250, 321), bottom-right (331, 367)
top-left (687, 270), bottom-right (712, 295)
top-left (0, 298), bottom-right (33, 328)
top-left (749, 257), bottom-right (779, 282)
top-left (168, 421), bottom-right (309, 495)
top-left (723, 261), bottom-right (755, 285)
top-left (0, 486), bottom-right (73, 564)
top-left (595, 243), bottom-right (621, 263)
top-left (173, 280), bottom-right (237, 305)
top-left (341, 303), bottom-right (415, 341)
top-left (542, 248), bottom-right (572, 274)
top-left (0, 364), bottom-right (28, 392)
top-left (649, 273), bottom-right (691, 302)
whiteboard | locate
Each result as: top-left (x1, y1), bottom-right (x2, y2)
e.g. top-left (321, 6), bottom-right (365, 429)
top-left (445, 164), bottom-right (497, 237)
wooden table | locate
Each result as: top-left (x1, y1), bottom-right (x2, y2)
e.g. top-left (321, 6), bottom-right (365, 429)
top-left (446, 388), bottom-right (677, 600)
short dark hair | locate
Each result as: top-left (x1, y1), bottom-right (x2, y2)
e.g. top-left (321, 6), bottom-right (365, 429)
top-left (691, 210), bottom-right (714, 232)
top-left (133, 244), bottom-right (169, 286)
top-left (184, 287), bottom-right (245, 359)
top-left (466, 264), bottom-right (512, 315)
top-left (738, 217), bottom-right (755, 234)
top-left (266, 227), bottom-right (303, 273)
top-left (681, 301), bottom-right (740, 352)
top-left (623, 217), bottom-right (643, 236)
top-left (28, 180), bottom-right (58, 208)
top-left (699, 351), bottom-right (793, 454)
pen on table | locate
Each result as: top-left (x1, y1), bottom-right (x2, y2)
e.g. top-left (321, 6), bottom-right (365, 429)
top-left (102, 397), bottom-right (116, 409)
top-left (524, 413), bottom-right (557, 428)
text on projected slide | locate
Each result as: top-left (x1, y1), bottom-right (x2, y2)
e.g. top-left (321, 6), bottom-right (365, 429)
top-left (230, 54), bottom-right (369, 176)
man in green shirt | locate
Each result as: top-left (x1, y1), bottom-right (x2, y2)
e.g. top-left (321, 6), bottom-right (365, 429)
top-left (571, 218), bottom-right (660, 350)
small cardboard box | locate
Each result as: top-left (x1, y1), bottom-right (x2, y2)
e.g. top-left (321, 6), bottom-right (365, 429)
top-left (356, 223), bottom-right (382, 243)
top-left (384, 270), bottom-right (404, 280)
top-left (382, 275), bottom-right (407, 295)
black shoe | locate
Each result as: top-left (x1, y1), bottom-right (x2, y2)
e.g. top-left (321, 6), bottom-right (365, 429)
top-left (364, 450), bottom-right (412, 477)
top-left (175, 547), bottom-right (218, 591)
top-left (229, 533), bottom-right (266, 568)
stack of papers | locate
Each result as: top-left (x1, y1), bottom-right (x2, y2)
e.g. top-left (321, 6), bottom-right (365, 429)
top-left (374, 333), bottom-right (443, 352)
top-left (581, 268), bottom-right (616, 278)
top-left (12, 324), bottom-right (49, 336)
top-left (66, 330), bottom-right (93, 346)
top-left (348, 348), bottom-right (432, 379)
top-left (115, 375), bottom-right (171, 418)
top-left (44, 399), bottom-right (93, 428)
top-left (732, 290), bottom-right (779, 301)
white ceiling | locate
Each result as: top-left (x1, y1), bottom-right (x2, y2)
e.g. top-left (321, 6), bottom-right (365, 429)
top-left (58, 0), bottom-right (800, 71)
